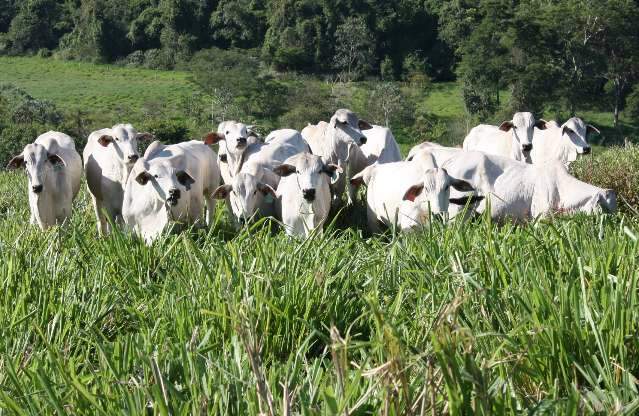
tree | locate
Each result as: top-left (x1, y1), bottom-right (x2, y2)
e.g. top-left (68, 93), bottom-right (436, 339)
top-left (370, 82), bottom-right (402, 127)
top-left (333, 17), bottom-right (374, 81)
top-left (210, 0), bottom-right (266, 48)
top-left (7, 0), bottom-right (62, 53)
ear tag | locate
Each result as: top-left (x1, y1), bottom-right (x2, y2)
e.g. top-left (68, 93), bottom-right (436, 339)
top-left (264, 193), bottom-right (274, 204)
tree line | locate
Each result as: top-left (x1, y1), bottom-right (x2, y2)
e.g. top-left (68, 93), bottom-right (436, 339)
top-left (1, 0), bottom-right (639, 129)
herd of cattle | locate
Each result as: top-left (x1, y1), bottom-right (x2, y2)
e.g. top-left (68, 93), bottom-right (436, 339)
top-left (5, 109), bottom-right (616, 243)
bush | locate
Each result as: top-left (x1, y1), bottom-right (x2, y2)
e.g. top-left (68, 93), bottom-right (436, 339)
top-left (0, 123), bottom-right (44, 167)
top-left (571, 146), bottom-right (639, 213)
top-left (141, 118), bottom-right (190, 145)
top-left (0, 83), bottom-right (62, 125)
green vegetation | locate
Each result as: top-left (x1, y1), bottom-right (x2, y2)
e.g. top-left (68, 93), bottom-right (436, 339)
top-left (1, 169), bottom-right (638, 414)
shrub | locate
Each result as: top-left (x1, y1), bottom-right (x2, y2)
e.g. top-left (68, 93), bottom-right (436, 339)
top-left (571, 146), bottom-right (639, 213)
top-left (0, 123), bottom-right (44, 167)
top-left (141, 118), bottom-right (190, 145)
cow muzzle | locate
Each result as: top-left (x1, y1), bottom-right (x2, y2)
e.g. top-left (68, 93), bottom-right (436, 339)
top-left (522, 144), bottom-right (532, 152)
top-left (32, 184), bottom-right (43, 194)
top-left (236, 137), bottom-right (247, 148)
top-left (359, 136), bottom-right (367, 145)
top-left (128, 155), bottom-right (139, 163)
top-left (302, 188), bottom-right (316, 202)
top-left (167, 188), bottom-right (181, 206)
top-left (582, 146), bottom-right (591, 155)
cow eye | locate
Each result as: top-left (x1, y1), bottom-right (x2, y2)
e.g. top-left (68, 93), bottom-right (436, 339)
top-left (154, 174), bottom-right (159, 178)
top-left (226, 131), bottom-right (230, 135)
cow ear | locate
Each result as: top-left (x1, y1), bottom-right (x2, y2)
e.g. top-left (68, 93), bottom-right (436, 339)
top-left (203, 132), bottom-right (224, 145)
top-left (498, 121), bottom-right (514, 132)
top-left (6, 154), bottom-right (25, 170)
top-left (98, 135), bottom-right (114, 147)
top-left (212, 184), bottom-right (232, 199)
top-left (257, 182), bottom-right (276, 198)
top-left (136, 132), bottom-right (155, 141)
top-left (135, 171), bottom-right (153, 185)
top-left (322, 163), bottom-right (342, 177)
top-left (273, 164), bottom-right (296, 177)
top-left (403, 184), bottom-right (424, 202)
top-left (219, 154), bottom-right (228, 163)
top-left (47, 153), bottom-right (65, 167)
top-left (535, 119), bottom-right (548, 130)
top-left (586, 124), bottom-right (600, 135)
top-left (176, 170), bottom-right (195, 189)
top-left (358, 120), bottom-right (373, 130)
top-left (450, 178), bottom-right (474, 192)
top-left (449, 195), bottom-right (484, 205)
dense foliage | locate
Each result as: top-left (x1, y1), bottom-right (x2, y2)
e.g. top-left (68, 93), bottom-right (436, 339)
top-left (2, 1), bottom-right (639, 127)
top-left (1, 170), bottom-right (638, 414)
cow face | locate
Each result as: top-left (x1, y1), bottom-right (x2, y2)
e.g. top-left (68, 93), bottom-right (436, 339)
top-left (7, 143), bottom-right (64, 194)
top-left (98, 125), bottom-right (153, 166)
top-left (499, 112), bottom-right (546, 154)
top-left (561, 117), bottom-right (597, 156)
top-left (204, 122), bottom-right (250, 156)
top-left (330, 109), bottom-right (372, 146)
top-left (212, 172), bottom-right (275, 225)
top-left (134, 161), bottom-right (195, 213)
top-left (274, 154), bottom-right (341, 203)
top-left (403, 168), bottom-right (479, 220)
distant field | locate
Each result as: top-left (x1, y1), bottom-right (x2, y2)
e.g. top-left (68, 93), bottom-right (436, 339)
top-left (0, 56), bottom-right (198, 125)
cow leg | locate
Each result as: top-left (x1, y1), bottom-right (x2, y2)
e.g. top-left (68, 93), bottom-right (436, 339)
top-left (205, 193), bottom-right (216, 227)
top-left (92, 196), bottom-right (108, 236)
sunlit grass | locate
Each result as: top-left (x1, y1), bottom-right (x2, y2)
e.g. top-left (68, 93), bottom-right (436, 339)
top-left (1, 170), bottom-right (638, 414)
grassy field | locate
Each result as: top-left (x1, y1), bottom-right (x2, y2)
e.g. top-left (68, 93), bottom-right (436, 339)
top-left (2, 57), bottom-right (639, 414)
top-left (1, 171), bottom-right (639, 414)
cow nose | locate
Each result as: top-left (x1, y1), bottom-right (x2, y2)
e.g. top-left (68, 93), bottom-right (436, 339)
top-left (32, 184), bottom-right (43, 194)
top-left (237, 137), bottom-right (247, 146)
top-left (128, 155), bottom-right (139, 163)
top-left (359, 136), bottom-right (367, 144)
top-left (583, 146), bottom-right (591, 155)
top-left (169, 188), bottom-right (180, 198)
top-left (522, 144), bottom-right (532, 152)
top-left (238, 218), bottom-right (247, 225)
top-left (302, 188), bottom-right (316, 201)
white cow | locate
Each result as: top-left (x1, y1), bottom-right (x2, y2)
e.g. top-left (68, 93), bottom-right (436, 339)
top-left (211, 164), bottom-right (280, 226)
top-left (213, 121), bottom-right (261, 184)
top-left (530, 117), bottom-right (598, 166)
top-left (122, 140), bottom-right (220, 243)
top-left (442, 151), bottom-right (616, 222)
top-left (407, 142), bottom-right (461, 166)
top-left (84, 124), bottom-right (154, 235)
top-left (360, 125), bottom-right (402, 164)
top-left (7, 131), bottom-right (82, 230)
top-left (211, 129), bottom-right (309, 226)
top-left (350, 156), bottom-right (477, 233)
top-left (301, 109), bottom-right (372, 207)
top-left (272, 153), bottom-right (341, 237)
top-left (463, 112), bottom-right (547, 162)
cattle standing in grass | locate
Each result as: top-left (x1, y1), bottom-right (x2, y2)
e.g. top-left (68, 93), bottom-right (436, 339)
top-left (213, 121), bottom-right (261, 184)
top-left (122, 140), bottom-right (220, 243)
top-left (351, 156), bottom-right (477, 233)
top-left (272, 153), bottom-right (341, 237)
top-left (530, 117), bottom-right (598, 166)
top-left (84, 124), bottom-right (154, 235)
top-left (7, 131), bottom-right (82, 230)
top-left (208, 129), bottom-right (309, 226)
top-left (301, 109), bottom-right (372, 207)
top-left (443, 151), bottom-right (616, 222)
top-left (360, 125), bottom-right (402, 165)
top-left (463, 112), bottom-right (547, 162)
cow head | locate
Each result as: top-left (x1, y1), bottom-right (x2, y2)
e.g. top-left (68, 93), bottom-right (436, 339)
top-left (274, 153), bottom-right (341, 203)
top-left (402, 168), bottom-right (481, 222)
top-left (212, 172), bottom-right (276, 225)
top-left (498, 112), bottom-right (546, 154)
top-left (204, 122), bottom-right (250, 155)
top-left (134, 159), bottom-right (195, 213)
top-left (329, 109), bottom-right (372, 146)
top-left (560, 117), bottom-right (597, 157)
top-left (98, 124), bottom-right (153, 166)
top-left (7, 143), bottom-right (65, 195)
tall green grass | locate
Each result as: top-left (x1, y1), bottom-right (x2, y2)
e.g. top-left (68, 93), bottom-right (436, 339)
top-left (1, 171), bottom-right (638, 414)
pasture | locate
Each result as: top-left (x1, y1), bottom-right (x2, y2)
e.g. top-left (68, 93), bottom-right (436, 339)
top-left (1, 169), bottom-right (639, 414)
top-left (1, 57), bottom-right (639, 414)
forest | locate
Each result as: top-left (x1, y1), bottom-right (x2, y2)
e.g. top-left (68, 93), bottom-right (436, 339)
top-left (2, 0), bottom-right (639, 130)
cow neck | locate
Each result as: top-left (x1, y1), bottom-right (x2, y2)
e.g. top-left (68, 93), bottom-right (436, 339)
top-left (32, 187), bottom-right (55, 229)
top-left (226, 147), bottom-right (248, 178)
